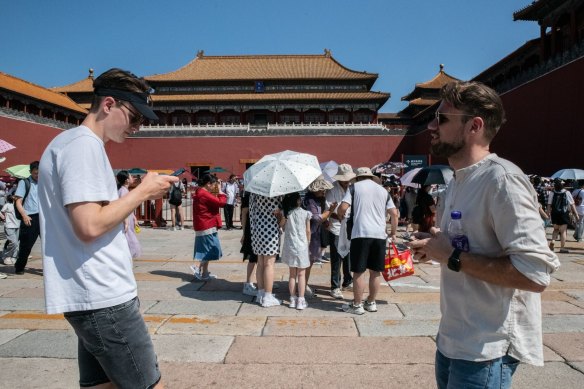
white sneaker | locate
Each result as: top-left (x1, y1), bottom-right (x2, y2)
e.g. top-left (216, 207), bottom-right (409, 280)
top-left (289, 296), bottom-right (298, 308)
top-left (201, 272), bottom-right (217, 281)
top-left (330, 288), bottom-right (344, 299)
top-left (296, 297), bottom-right (308, 310)
top-left (257, 289), bottom-right (265, 305)
top-left (342, 302), bottom-right (365, 315)
top-left (242, 283), bottom-right (258, 296)
top-left (190, 265), bottom-right (200, 277)
top-left (305, 285), bottom-right (316, 298)
top-left (363, 300), bottom-right (377, 312)
top-left (3, 257), bottom-right (15, 265)
top-left (261, 293), bottom-right (281, 307)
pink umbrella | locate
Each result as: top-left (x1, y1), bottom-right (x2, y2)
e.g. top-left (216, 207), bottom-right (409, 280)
top-left (0, 139), bottom-right (16, 154)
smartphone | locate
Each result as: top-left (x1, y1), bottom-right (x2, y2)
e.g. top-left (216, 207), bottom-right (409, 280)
top-left (171, 168), bottom-right (186, 176)
top-left (400, 235), bottom-right (413, 242)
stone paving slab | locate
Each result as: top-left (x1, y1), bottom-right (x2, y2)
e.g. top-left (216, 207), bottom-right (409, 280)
top-left (0, 312), bottom-right (70, 330)
top-left (144, 295), bottom-right (246, 316)
top-left (513, 361), bottom-right (584, 388)
top-left (542, 300), bottom-right (584, 315)
top-left (397, 303), bottom-right (442, 319)
top-left (543, 333), bottom-right (584, 361)
top-left (0, 329), bottom-right (76, 358)
top-left (0, 329), bottom-right (27, 346)
top-left (0, 297), bottom-right (46, 311)
top-left (542, 290), bottom-right (579, 301)
top-left (263, 316), bottom-right (358, 337)
top-left (157, 315), bottom-right (265, 336)
top-left (356, 318), bottom-right (440, 337)
top-left (1, 287), bottom-right (45, 298)
top-left (542, 315), bottom-right (584, 333)
top-left (225, 336), bottom-right (436, 364)
top-left (159, 362), bottom-right (437, 389)
top-left (152, 334), bottom-right (233, 362)
top-left (570, 361), bottom-right (584, 374)
top-left (0, 358), bottom-right (78, 389)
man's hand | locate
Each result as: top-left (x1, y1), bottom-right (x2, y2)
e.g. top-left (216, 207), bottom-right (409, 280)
top-left (407, 228), bottom-right (452, 264)
top-left (137, 172), bottom-right (178, 200)
top-left (22, 214), bottom-right (32, 226)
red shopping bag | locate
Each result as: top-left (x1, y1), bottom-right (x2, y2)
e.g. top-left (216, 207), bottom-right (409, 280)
top-left (383, 242), bottom-right (415, 282)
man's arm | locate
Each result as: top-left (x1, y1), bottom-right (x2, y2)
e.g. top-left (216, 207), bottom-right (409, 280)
top-left (14, 197), bottom-right (32, 226)
top-left (67, 172), bottom-right (177, 242)
top-left (337, 201), bottom-right (349, 220)
top-left (387, 207), bottom-right (398, 239)
top-left (409, 231), bottom-right (546, 293)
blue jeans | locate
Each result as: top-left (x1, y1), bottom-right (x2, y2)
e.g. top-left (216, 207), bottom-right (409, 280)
top-left (435, 349), bottom-right (520, 389)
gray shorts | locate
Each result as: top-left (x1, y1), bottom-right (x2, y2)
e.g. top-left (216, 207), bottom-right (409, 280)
top-left (64, 297), bottom-right (161, 388)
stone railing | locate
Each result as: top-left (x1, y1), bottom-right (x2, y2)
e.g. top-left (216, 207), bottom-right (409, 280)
top-left (132, 122), bottom-right (408, 137)
top-left (0, 106), bottom-right (76, 130)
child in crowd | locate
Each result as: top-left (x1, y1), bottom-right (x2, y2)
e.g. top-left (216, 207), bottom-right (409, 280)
top-left (279, 192), bottom-right (312, 310)
top-left (1, 195), bottom-right (20, 265)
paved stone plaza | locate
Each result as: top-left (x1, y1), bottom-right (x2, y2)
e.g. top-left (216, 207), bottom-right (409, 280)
top-left (0, 225), bottom-right (583, 388)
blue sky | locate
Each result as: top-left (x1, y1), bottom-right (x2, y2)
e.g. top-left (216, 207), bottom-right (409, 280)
top-left (0, 0), bottom-right (538, 112)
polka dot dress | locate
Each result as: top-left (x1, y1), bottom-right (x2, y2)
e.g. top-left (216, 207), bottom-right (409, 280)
top-left (250, 193), bottom-right (282, 255)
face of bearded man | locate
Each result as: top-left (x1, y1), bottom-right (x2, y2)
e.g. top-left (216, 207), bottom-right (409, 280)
top-left (430, 137), bottom-right (466, 158)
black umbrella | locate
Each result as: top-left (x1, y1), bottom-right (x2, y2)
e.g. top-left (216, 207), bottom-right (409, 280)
top-left (412, 165), bottom-right (454, 186)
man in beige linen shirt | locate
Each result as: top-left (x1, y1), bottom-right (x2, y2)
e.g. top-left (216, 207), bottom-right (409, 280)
top-left (409, 81), bottom-right (560, 389)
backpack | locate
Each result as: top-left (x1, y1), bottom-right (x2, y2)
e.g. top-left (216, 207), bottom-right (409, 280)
top-left (551, 191), bottom-right (568, 215)
top-left (168, 183), bottom-right (182, 206)
top-left (575, 190), bottom-right (582, 206)
top-left (15, 178), bottom-right (31, 220)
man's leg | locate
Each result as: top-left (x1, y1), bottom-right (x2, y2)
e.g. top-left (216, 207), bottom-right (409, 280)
top-left (367, 270), bottom-right (381, 302)
top-left (574, 215), bottom-right (584, 241)
top-left (15, 215), bottom-right (39, 273)
top-left (342, 252), bottom-right (353, 288)
top-left (352, 271), bottom-right (365, 304)
top-left (330, 235), bottom-right (341, 290)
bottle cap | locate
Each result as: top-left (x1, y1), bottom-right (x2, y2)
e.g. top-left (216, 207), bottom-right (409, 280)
top-left (451, 211), bottom-right (462, 219)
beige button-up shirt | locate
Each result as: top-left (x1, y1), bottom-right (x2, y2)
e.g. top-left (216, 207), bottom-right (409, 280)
top-left (436, 154), bottom-right (560, 366)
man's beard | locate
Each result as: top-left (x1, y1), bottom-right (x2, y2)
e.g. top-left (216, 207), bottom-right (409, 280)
top-left (430, 139), bottom-right (465, 158)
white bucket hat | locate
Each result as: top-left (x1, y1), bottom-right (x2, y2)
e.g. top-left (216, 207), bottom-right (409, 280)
top-left (354, 167), bottom-right (375, 178)
top-left (332, 164), bottom-right (356, 181)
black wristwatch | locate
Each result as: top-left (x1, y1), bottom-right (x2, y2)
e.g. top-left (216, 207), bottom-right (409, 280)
top-left (447, 248), bottom-right (463, 272)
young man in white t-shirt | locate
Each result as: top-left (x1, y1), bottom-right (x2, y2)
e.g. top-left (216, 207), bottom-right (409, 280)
top-left (39, 68), bottom-right (177, 389)
top-left (337, 167), bottom-right (397, 315)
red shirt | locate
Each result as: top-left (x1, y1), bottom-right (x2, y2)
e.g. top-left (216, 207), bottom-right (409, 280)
top-left (191, 188), bottom-right (227, 231)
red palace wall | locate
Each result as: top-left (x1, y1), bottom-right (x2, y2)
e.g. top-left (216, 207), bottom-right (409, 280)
top-left (491, 56), bottom-right (584, 176)
top-left (0, 115), bottom-right (411, 176)
top-left (0, 116), bottom-right (62, 165)
top-left (105, 135), bottom-right (407, 176)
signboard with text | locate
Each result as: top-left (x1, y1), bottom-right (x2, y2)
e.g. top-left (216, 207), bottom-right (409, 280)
top-left (403, 155), bottom-right (428, 172)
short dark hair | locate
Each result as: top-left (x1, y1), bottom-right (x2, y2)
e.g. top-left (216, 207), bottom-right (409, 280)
top-left (29, 161), bottom-right (39, 171)
top-left (90, 68), bottom-right (151, 113)
top-left (440, 81), bottom-right (506, 142)
top-left (116, 170), bottom-right (130, 189)
top-left (198, 174), bottom-right (217, 187)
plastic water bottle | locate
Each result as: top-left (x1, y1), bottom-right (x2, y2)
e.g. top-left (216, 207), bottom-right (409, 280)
top-left (448, 211), bottom-right (469, 252)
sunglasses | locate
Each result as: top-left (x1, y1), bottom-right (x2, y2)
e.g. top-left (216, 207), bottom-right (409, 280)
top-left (117, 100), bottom-right (144, 126)
top-left (434, 111), bottom-right (474, 125)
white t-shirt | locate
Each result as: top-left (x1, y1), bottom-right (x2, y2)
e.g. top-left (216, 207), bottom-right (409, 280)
top-left (572, 188), bottom-right (584, 215)
top-left (341, 179), bottom-right (395, 240)
top-left (1, 203), bottom-right (19, 228)
top-left (39, 125), bottom-right (136, 314)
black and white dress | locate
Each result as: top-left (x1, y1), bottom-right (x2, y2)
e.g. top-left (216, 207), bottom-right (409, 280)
top-left (250, 193), bottom-right (282, 255)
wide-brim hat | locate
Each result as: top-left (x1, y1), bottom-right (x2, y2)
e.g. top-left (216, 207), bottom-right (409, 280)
top-left (94, 87), bottom-right (158, 121)
top-left (332, 163), bottom-right (356, 181)
top-left (307, 175), bottom-right (334, 192)
top-left (355, 167), bottom-right (375, 178)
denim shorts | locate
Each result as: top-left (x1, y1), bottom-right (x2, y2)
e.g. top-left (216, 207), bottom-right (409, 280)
top-left (64, 297), bottom-right (161, 388)
top-left (435, 349), bottom-right (520, 389)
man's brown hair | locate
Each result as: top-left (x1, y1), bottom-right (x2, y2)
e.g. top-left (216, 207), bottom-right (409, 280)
top-left (440, 81), bottom-right (506, 141)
